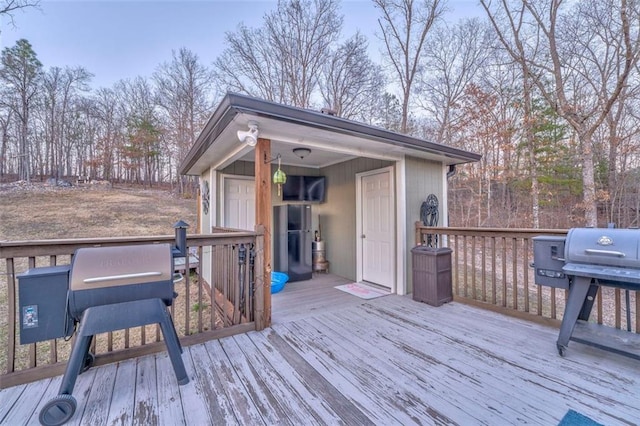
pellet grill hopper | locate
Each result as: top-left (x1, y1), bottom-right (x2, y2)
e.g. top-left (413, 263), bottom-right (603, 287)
top-left (17, 221), bottom-right (191, 426)
top-left (533, 228), bottom-right (640, 359)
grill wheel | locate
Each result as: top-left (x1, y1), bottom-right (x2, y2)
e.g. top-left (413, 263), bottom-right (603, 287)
top-left (39, 394), bottom-right (77, 426)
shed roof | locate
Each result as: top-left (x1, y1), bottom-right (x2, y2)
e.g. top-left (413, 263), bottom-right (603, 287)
top-left (180, 93), bottom-right (481, 175)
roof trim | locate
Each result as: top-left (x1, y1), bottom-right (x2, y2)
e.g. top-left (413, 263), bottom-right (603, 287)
top-left (179, 93), bottom-right (481, 175)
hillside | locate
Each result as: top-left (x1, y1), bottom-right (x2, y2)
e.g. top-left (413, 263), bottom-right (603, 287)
top-left (0, 182), bottom-right (198, 241)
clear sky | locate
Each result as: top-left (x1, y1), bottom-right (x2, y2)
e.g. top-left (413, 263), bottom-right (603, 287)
top-left (0, 0), bottom-right (482, 89)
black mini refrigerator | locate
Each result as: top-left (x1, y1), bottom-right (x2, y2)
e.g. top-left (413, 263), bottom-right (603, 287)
top-left (274, 204), bottom-right (312, 281)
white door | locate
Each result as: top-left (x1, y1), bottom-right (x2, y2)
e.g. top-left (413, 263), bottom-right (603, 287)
top-left (224, 177), bottom-right (255, 231)
top-left (361, 170), bottom-right (394, 288)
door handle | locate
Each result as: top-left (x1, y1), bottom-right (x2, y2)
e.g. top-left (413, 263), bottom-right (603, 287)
top-left (361, 234), bottom-right (366, 238)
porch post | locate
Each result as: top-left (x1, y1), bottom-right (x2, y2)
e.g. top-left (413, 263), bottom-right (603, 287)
top-left (255, 138), bottom-right (272, 329)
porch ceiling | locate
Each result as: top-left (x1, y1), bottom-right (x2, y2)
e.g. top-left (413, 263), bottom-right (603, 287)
top-left (180, 93), bottom-right (482, 175)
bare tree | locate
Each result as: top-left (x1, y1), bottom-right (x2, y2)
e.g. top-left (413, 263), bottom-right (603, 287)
top-left (0, 0), bottom-right (39, 29)
top-left (373, 0), bottom-right (445, 134)
top-left (154, 47), bottom-right (215, 192)
top-left (215, 25), bottom-right (287, 103)
top-left (417, 18), bottom-right (491, 145)
top-left (319, 32), bottom-right (385, 120)
top-left (215, 0), bottom-right (342, 108)
top-left (41, 66), bottom-right (92, 179)
top-left (481, 0), bottom-right (640, 226)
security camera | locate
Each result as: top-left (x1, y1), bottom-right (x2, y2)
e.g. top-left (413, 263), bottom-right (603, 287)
top-left (237, 121), bottom-right (259, 146)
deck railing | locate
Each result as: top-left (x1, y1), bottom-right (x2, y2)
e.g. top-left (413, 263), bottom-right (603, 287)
top-left (0, 231), bottom-right (264, 389)
top-left (416, 224), bottom-right (639, 333)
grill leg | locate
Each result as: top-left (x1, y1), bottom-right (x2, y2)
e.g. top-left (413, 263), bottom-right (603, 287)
top-left (557, 276), bottom-right (592, 356)
top-left (57, 332), bottom-right (92, 396)
top-left (157, 301), bottom-right (189, 385)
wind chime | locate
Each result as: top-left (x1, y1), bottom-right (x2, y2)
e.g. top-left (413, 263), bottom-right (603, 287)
top-left (272, 154), bottom-right (287, 196)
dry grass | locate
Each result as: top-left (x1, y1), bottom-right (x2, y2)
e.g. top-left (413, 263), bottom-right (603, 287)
top-left (0, 183), bottom-right (198, 240)
top-left (0, 183), bottom-right (215, 374)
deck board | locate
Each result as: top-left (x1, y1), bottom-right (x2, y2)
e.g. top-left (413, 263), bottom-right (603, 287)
top-left (155, 352), bottom-right (185, 426)
top-left (2, 277), bottom-right (640, 426)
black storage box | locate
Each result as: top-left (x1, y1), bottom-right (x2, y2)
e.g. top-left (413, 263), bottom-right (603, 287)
top-left (411, 246), bottom-right (453, 307)
top-left (17, 265), bottom-right (74, 344)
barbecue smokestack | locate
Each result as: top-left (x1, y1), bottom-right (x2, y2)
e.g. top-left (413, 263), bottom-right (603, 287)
top-left (173, 220), bottom-right (189, 258)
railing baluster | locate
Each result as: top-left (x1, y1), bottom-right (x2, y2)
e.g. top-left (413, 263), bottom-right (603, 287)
top-left (512, 238), bottom-right (518, 310)
top-left (524, 238), bottom-right (530, 313)
top-left (481, 236), bottom-right (486, 302)
top-left (615, 288), bottom-right (622, 330)
top-left (463, 235), bottom-right (468, 298)
top-left (491, 237), bottom-right (497, 305)
top-left (471, 236), bottom-right (477, 300)
top-left (501, 237), bottom-right (507, 308)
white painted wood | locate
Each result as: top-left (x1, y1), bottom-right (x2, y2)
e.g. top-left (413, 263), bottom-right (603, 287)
top-left (325, 307), bottom-right (551, 424)
top-left (236, 331), bottom-right (342, 424)
top-left (177, 347), bottom-right (215, 425)
top-left (358, 167), bottom-right (395, 289)
top-left (273, 320), bottom-right (409, 424)
top-left (2, 378), bottom-right (53, 425)
top-left (222, 176), bottom-right (255, 231)
top-left (395, 158), bottom-right (407, 295)
top-left (155, 352), bottom-right (185, 425)
top-left (0, 383), bottom-right (25, 421)
top-left (63, 366), bottom-right (97, 425)
top-left (219, 335), bottom-right (303, 424)
top-left (80, 362), bottom-right (118, 426)
top-left (105, 358), bottom-right (137, 425)
top-left (132, 355), bottom-right (158, 425)
top-left (27, 376), bottom-right (64, 426)
top-left (188, 343), bottom-right (240, 425)
top-left (3, 292), bottom-right (640, 426)
top-left (202, 339), bottom-right (265, 425)
top-left (212, 335), bottom-right (280, 424)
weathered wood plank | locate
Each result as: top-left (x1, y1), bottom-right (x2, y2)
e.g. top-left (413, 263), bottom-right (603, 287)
top-left (369, 297), bottom-right (640, 423)
top-left (217, 335), bottom-right (297, 424)
top-left (2, 294), bottom-right (639, 426)
top-left (80, 362), bottom-right (118, 426)
top-left (132, 355), bottom-right (158, 425)
top-left (105, 358), bottom-right (137, 425)
top-left (155, 352), bottom-right (185, 425)
top-left (273, 321), bottom-right (413, 424)
top-left (201, 339), bottom-right (265, 425)
top-left (0, 383), bottom-right (25, 421)
top-left (175, 347), bottom-right (214, 425)
top-left (181, 343), bottom-right (240, 425)
top-left (63, 366), bottom-right (97, 425)
top-left (323, 307), bottom-right (548, 424)
top-left (2, 378), bottom-right (54, 425)
top-left (249, 329), bottom-right (374, 425)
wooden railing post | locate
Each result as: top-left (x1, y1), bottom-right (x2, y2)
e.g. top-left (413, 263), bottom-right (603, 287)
top-left (254, 226), bottom-right (266, 331)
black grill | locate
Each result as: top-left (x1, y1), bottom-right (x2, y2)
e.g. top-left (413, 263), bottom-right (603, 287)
top-left (533, 228), bottom-right (640, 360)
top-left (20, 222), bottom-right (191, 426)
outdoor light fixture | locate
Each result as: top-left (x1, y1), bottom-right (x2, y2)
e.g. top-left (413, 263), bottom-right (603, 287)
top-left (293, 147), bottom-right (311, 159)
top-left (237, 121), bottom-right (259, 146)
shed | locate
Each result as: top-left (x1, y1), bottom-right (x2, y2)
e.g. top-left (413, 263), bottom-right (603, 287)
top-left (179, 93), bottom-right (480, 305)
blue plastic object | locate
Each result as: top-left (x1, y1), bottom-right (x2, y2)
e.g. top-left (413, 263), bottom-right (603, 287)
top-left (271, 272), bottom-right (289, 294)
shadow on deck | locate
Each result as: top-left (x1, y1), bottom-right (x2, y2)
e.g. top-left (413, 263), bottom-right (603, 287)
top-left (2, 274), bottom-right (638, 425)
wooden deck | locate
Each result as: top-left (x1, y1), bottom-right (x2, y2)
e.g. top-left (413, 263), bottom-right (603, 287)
top-left (2, 275), bottom-right (639, 425)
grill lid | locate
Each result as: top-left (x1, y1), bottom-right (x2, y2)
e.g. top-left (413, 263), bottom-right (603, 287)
top-left (70, 243), bottom-right (172, 291)
top-left (564, 228), bottom-right (640, 268)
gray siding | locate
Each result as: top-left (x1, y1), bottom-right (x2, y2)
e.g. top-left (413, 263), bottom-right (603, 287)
top-left (404, 156), bottom-right (443, 293)
top-left (315, 158), bottom-right (393, 281)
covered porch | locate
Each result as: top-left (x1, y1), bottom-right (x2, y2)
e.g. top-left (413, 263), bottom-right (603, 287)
top-left (2, 275), bottom-right (638, 425)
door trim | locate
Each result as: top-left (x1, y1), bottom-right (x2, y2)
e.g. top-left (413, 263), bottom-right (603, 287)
top-left (356, 166), bottom-right (396, 292)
